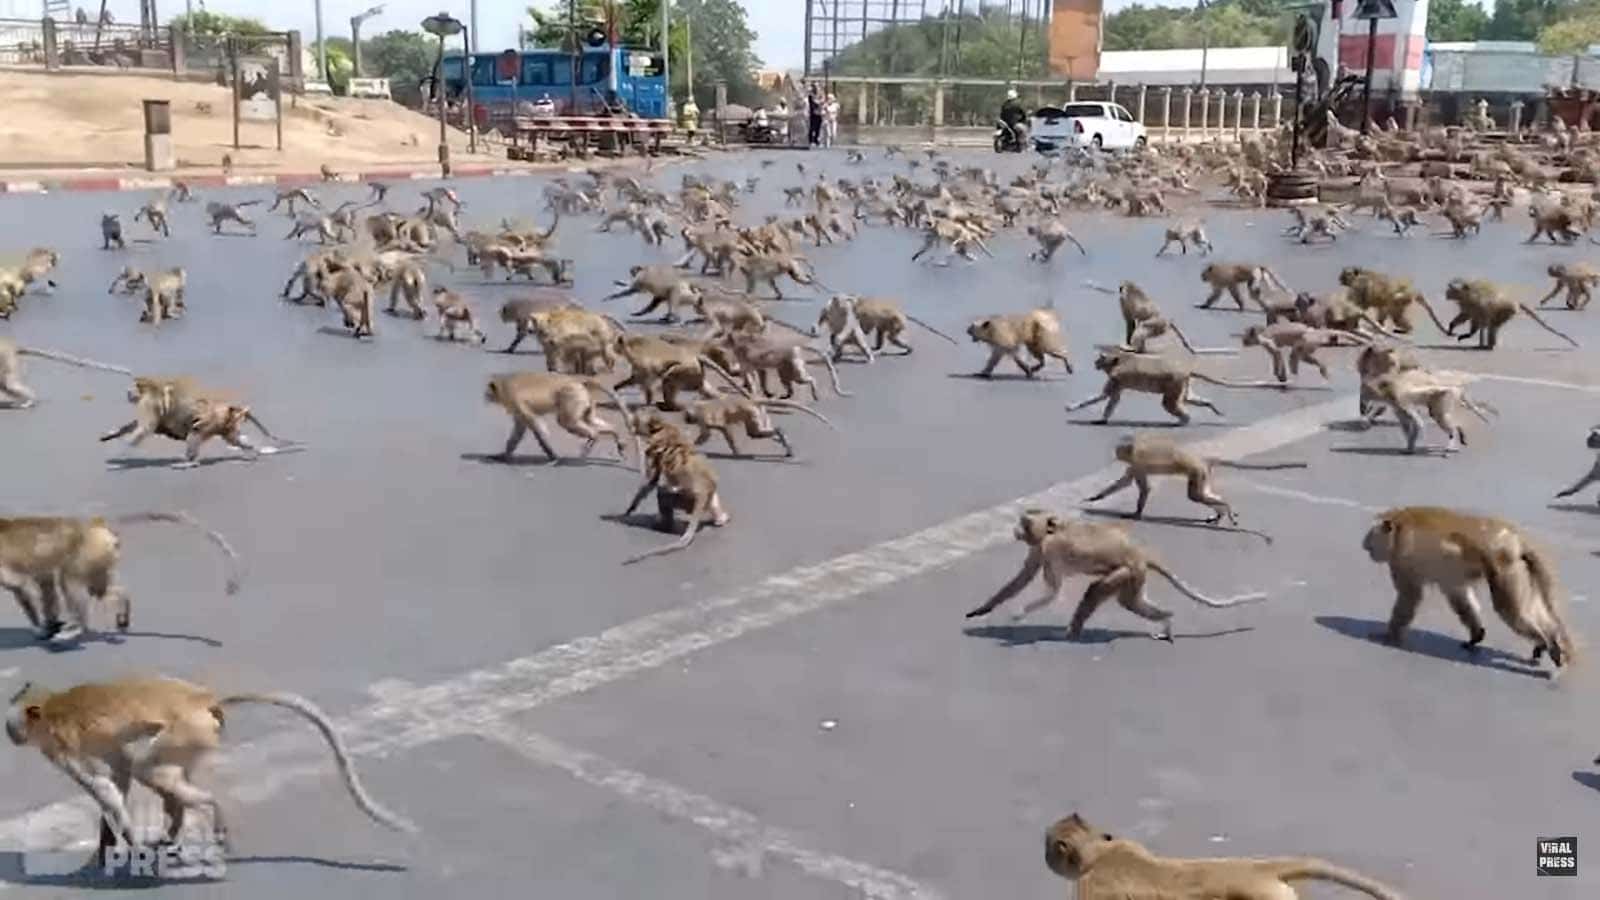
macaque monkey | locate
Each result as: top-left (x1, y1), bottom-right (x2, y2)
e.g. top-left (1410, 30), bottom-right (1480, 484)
top-left (499, 294), bottom-right (579, 353)
top-left (367, 181), bottom-right (390, 203)
top-left (1241, 322), bottom-right (1366, 383)
top-left (964, 510), bottom-right (1266, 639)
top-left (136, 267), bottom-right (187, 325)
top-left (1527, 202), bottom-right (1584, 244)
top-left (1025, 220), bottom-right (1087, 262)
top-left (613, 334), bottom-right (747, 410)
top-left (319, 163), bottom-right (339, 182)
top-left (385, 259), bottom-right (428, 319)
top-left (1067, 351), bottom-right (1280, 425)
top-left (814, 294), bottom-right (956, 361)
top-left (681, 395), bottom-right (833, 457)
top-left (432, 288), bottom-right (486, 343)
top-left (1440, 200), bottom-right (1484, 238)
top-left (204, 200), bottom-right (258, 235)
top-left (1540, 262), bottom-right (1600, 310)
top-left (1156, 221), bottom-right (1212, 256)
top-left (268, 187), bottom-right (319, 215)
top-left (735, 251), bottom-right (819, 299)
top-left (131, 197), bottom-right (171, 237)
top-left (910, 219), bottom-right (992, 265)
top-left (1443, 278), bottom-right (1579, 349)
top-left (284, 213), bottom-right (339, 244)
top-left (1093, 281), bottom-right (1201, 353)
top-left (1198, 262), bottom-right (1287, 311)
top-left (725, 332), bottom-right (852, 401)
top-left (1377, 202), bottom-right (1423, 236)
top-left (1356, 344), bottom-right (1419, 422)
top-left (966, 309), bottom-right (1073, 377)
top-left (6, 677), bottom-right (415, 856)
top-left (482, 371), bottom-right (640, 468)
top-left (1554, 425), bottom-right (1600, 504)
top-left (101, 213), bottom-right (125, 250)
top-left (479, 244), bottom-right (572, 285)
top-left (316, 268), bottom-right (376, 338)
top-left (169, 181), bottom-right (194, 203)
top-left (1044, 813), bottom-right (1404, 900)
top-left (220, 152), bottom-right (233, 175)
top-left (420, 186), bottom-right (461, 216)
top-left (620, 416), bottom-right (728, 563)
top-left (604, 264), bottom-right (701, 322)
top-left (101, 376), bottom-right (292, 468)
top-left (0, 338), bottom-right (130, 409)
top-left (1365, 367), bottom-right (1495, 454)
top-left (0, 512), bottom-right (239, 641)
top-left (530, 306), bottom-right (624, 374)
top-left (1339, 267), bottom-right (1450, 334)
top-left (1364, 506), bottom-right (1578, 669)
top-left (1084, 433), bottom-right (1306, 526)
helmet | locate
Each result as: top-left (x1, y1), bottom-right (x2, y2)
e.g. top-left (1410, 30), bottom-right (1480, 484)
top-left (1006, 88), bottom-right (1018, 100)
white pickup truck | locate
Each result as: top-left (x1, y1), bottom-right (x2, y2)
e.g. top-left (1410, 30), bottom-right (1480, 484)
top-left (1030, 101), bottom-right (1147, 152)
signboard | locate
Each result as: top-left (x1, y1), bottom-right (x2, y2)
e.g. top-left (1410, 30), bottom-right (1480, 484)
top-left (237, 59), bottom-right (278, 122)
top-left (628, 52), bottom-right (650, 77)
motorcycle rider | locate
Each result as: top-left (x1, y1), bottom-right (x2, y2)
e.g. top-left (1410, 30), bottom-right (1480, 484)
top-left (999, 87), bottom-right (1027, 150)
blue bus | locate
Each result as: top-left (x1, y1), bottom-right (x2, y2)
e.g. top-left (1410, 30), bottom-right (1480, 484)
top-left (441, 47), bottom-right (667, 121)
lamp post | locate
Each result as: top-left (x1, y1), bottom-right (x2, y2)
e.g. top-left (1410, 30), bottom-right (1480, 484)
top-left (1197, 0), bottom-right (1210, 90)
top-left (422, 11), bottom-right (465, 177)
top-left (314, 0), bottom-right (327, 82)
top-left (350, 5), bottom-right (384, 78)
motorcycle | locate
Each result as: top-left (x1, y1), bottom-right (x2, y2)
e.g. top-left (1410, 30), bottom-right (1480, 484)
top-left (747, 110), bottom-right (779, 144)
top-left (994, 119), bottom-right (1028, 153)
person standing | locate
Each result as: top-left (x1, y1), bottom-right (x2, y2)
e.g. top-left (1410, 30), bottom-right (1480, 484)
top-left (807, 85), bottom-right (823, 148)
top-left (824, 93), bottom-right (840, 148)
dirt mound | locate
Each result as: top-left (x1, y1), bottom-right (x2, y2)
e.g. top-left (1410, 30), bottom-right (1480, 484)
top-left (0, 68), bottom-right (497, 174)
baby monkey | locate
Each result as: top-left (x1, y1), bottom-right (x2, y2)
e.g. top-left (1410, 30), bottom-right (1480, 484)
top-left (965, 509), bottom-right (1266, 640)
top-left (1554, 425), bottom-right (1600, 504)
top-left (620, 416), bottom-right (729, 564)
top-left (1084, 433), bottom-right (1305, 533)
top-left (1044, 813), bottom-right (1405, 900)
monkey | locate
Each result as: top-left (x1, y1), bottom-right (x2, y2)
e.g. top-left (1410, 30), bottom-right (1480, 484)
top-left (6, 677), bottom-right (415, 857)
top-left (1284, 206), bottom-right (1349, 243)
top-left (0, 512), bottom-right (239, 641)
top-left (420, 186), bottom-right (461, 216)
top-left (107, 264), bottom-right (146, 296)
top-left (681, 395), bottom-right (833, 457)
top-left (499, 293), bottom-right (581, 353)
top-left (319, 162), bottom-right (339, 182)
top-left (220, 152), bottom-right (233, 175)
top-left (1541, 262), bottom-right (1600, 310)
top-left (1025, 220), bottom-right (1088, 262)
top-left (966, 309), bottom-right (1073, 377)
top-left (734, 251), bottom-right (818, 300)
top-left (130, 267), bottom-right (187, 325)
top-left (782, 186), bottom-right (806, 206)
top-left (1443, 278), bottom-right (1579, 349)
top-left (1338, 267), bottom-right (1451, 334)
top-left (724, 332), bottom-right (852, 401)
top-left (964, 509), bottom-right (1266, 639)
top-left (529, 306), bottom-right (624, 374)
top-left (1155, 221), bottom-right (1212, 256)
top-left (1554, 425), bottom-right (1600, 505)
top-left (0, 338), bottom-right (131, 409)
top-left (1043, 812), bottom-right (1405, 900)
top-left (1066, 350), bottom-right (1283, 425)
top-left (204, 200), bottom-right (258, 235)
top-left (1094, 281), bottom-right (1202, 353)
top-left (1376, 201), bottom-right (1423, 236)
top-left (132, 198), bottom-right (171, 237)
top-left (1365, 367), bottom-right (1497, 454)
top-left (316, 267), bottom-right (376, 338)
top-left (689, 291), bottom-right (782, 338)
top-left (813, 294), bottom-right (956, 361)
top-left (614, 334), bottom-right (749, 410)
top-left (432, 287), bottom-right (486, 343)
top-left (482, 371), bottom-right (640, 468)
top-left (284, 212), bottom-right (339, 244)
top-left (1356, 343), bottom-right (1420, 422)
top-left (101, 376), bottom-right (293, 468)
top-left (1440, 200), bottom-right (1484, 238)
top-left (1527, 201), bottom-right (1584, 244)
top-left (1241, 322), bottom-right (1366, 383)
top-left (1198, 262), bottom-right (1287, 311)
top-left (367, 181), bottom-right (390, 203)
top-left (1084, 433), bottom-right (1307, 527)
top-left (385, 259), bottom-right (428, 319)
top-left (1364, 506), bottom-right (1579, 669)
top-left (268, 187), bottom-right (319, 215)
top-left (619, 416), bottom-right (729, 564)
top-left (168, 181), bottom-right (194, 203)
top-left (101, 212), bottom-right (126, 250)
top-left (603, 264), bottom-right (701, 322)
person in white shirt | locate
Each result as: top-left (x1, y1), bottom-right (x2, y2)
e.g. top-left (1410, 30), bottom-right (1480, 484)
top-left (823, 93), bottom-right (840, 147)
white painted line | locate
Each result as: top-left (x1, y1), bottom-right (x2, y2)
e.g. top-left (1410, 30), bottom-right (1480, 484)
top-left (0, 395), bottom-right (1357, 860)
top-left (481, 723), bottom-right (945, 899)
top-left (1474, 372), bottom-right (1600, 395)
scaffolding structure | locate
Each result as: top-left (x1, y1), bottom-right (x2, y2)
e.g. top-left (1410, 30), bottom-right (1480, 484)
top-left (803, 0), bottom-right (1053, 78)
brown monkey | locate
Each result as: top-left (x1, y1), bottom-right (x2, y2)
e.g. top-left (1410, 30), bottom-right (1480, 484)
top-left (1338, 267), bottom-right (1451, 334)
top-left (316, 267), bottom-right (376, 338)
top-left (613, 334), bottom-right (747, 410)
top-left (681, 395), bottom-right (833, 457)
top-left (814, 294), bottom-right (956, 361)
top-left (136, 267), bottom-right (187, 325)
top-left (1539, 262), bottom-right (1600, 310)
top-left (133, 198), bottom-right (172, 237)
top-left (1240, 322), bottom-right (1366, 383)
top-left (1156, 221), bottom-right (1212, 256)
top-left (1294, 290), bottom-right (1410, 339)
top-left (100, 376), bottom-right (292, 468)
top-left (0, 338), bottom-right (130, 409)
top-left (319, 162), bottom-right (340, 182)
top-left (619, 416), bottom-right (729, 563)
top-left (6, 677), bottom-right (414, 857)
top-left (100, 213), bottom-right (125, 250)
top-left (967, 309), bottom-right (1073, 377)
top-left (1025, 220), bottom-right (1088, 262)
top-left (385, 259), bottom-right (428, 319)
top-left (1364, 506), bottom-right (1578, 669)
top-left (1093, 281), bottom-right (1201, 353)
top-left (1084, 433), bottom-right (1306, 526)
top-left (964, 509), bottom-right (1265, 639)
top-left (1555, 425), bottom-right (1600, 504)
top-left (1066, 351), bottom-right (1280, 425)
top-left (1198, 262), bottom-right (1287, 311)
top-left (482, 371), bottom-right (640, 468)
top-left (1377, 202), bottom-right (1423, 236)
top-left (432, 287), bottom-right (487, 343)
top-left (0, 512), bottom-right (239, 641)
top-left (499, 293), bottom-right (580, 353)
top-left (1356, 344), bottom-right (1420, 422)
top-left (268, 187), bottom-right (320, 215)
top-left (1443, 278), bottom-right (1579, 349)
top-left (734, 251), bottom-right (818, 299)
top-left (1367, 367), bottom-right (1496, 454)
top-left (203, 200), bottom-right (258, 235)
top-left (531, 306), bottom-right (624, 375)
top-left (1527, 201), bottom-right (1584, 244)
top-left (725, 332), bottom-right (852, 401)
top-left (1044, 812), bottom-right (1405, 900)
top-left (603, 264), bottom-right (700, 321)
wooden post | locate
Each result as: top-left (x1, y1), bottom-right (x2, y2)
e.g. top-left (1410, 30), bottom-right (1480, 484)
top-left (857, 81), bottom-right (869, 125)
top-left (1198, 88), bottom-right (1209, 137)
top-left (1250, 92), bottom-right (1261, 132)
top-left (1136, 83), bottom-right (1147, 123)
top-left (229, 37), bottom-right (241, 151)
top-left (1509, 99), bottom-right (1525, 136)
top-left (1270, 91), bottom-right (1283, 129)
top-left (1181, 87), bottom-right (1193, 139)
top-left (1162, 86), bottom-right (1172, 141)
top-left (41, 18), bottom-right (58, 70)
top-left (1232, 89), bottom-right (1244, 140)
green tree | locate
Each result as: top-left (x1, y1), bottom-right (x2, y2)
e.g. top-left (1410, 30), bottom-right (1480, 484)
top-left (364, 30), bottom-right (438, 106)
top-left (1102, 0), bottom-right (1285, 51)
top-left (170, 11), bottom-right (271, 35)
top-left (1485, 0), bottom-right (1577, 40)
top-left (1427, 0), bottom-right (1492, 41)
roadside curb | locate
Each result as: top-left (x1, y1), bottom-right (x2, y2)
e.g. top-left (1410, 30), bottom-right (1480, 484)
top-left (0, 165), bottom-right (542, 195)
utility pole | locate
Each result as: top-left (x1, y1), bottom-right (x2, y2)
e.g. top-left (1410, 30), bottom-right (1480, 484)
top-left (314, 0), bottom-right (327, 82)
top-left (1198, 0), bottom-right (1210, 89)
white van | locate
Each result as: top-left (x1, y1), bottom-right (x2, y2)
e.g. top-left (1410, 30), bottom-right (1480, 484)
top-left (1030, 102), bottom-right (1147, 151)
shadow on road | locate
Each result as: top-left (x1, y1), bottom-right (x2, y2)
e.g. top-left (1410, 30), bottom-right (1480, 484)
top-left (1328, 446), bottom-right (1449, 458)
top-left (1571, 771), bottom-right (1600, 794)
top-left (1078, 508), bottom-right (1273, 543)
top-left (459, 452), bottom-right (629, 471)
top-left (1325, 419), bottom-right (1399, 433)
top-left (963, 624), bottom-right (1254, 646)
top-left (1548, 502), bottom-right (1600, 516)
top-left (1315, 615), bottom-right (1550, 679)
top-left (230, 855), bottom-right (408, 873)
top-left (1065, 419), bottom-right (1232, 429)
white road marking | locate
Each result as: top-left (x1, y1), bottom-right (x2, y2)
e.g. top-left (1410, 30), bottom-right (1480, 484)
top-left (480, 723), bottom-right (945, 900)
top-left (1473, 372), bottom-right (1600, 394)
top-left (0, 395), bottom-right (1357, 886)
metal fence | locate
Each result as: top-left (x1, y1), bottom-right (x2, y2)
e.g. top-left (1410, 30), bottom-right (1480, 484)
top-left (0, 18), bottom-right (45, 64)
top-left (0, 17), bottom-right (172, 68)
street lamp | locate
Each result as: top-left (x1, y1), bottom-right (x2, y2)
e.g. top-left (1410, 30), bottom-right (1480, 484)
top-left (351, 5), bottom-right (384, 78)
top-left (1197, 0), bottom-right (1210, 90)
top-left (423, 11), bottom-right (467, 177)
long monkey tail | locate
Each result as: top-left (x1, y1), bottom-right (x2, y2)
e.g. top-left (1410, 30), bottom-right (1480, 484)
top-left (759, 398), bottom-right (835, 429)
top-left (217, 692), bottom-right (418, 833)
top-left (800, 345), bottom-right (853, 397)
top-left (1147, 561), bottom-right (1267, 608)
top-left (1272, 859), bottom-right (1406, 900)
top-left (110, 511), bottom-right (243, 595)
top-left (16, 346), bottom-right (132, 377)
top-left (583, 379), bottom-right (645, 473)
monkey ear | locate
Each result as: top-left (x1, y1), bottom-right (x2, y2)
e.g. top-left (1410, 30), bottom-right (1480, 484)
top-left (23, 705), bottom-right (40, 722)
top-left (1101, 833), bottom-right (1114, 842)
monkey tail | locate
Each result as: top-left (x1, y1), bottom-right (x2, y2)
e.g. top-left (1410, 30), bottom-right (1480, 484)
top-left (1209, 459), bottom-right (1309, 471)
top-left (1258, 266), bottom-right (1290, 293)
top-left (234, 200), bottom-right (261, 208)
top-left (801, 346), bottom-right (853, 397)
top-left (766, 316), bottom-right (814, 337)
top-left (217, 692), bottom-right (418, 834)
top-left (758, 398), bottom-right (836, 429)
top-left (539, 209), bottom-right (561, 242)
top-left (15, 346), bottom-right (132, 377)
top-left (586, 380), bottom-right (645, 473)
top-left (1189, 372), bottom-right (1290, 390)
top-left (242, 410), bottom-right (300, 447)
top-left (903, 311), bottom-right (959, 345)
top-left (1517, 303), bottom-right (1582, 348)
top-left (697, 357), bottom-right (753, 399)
top-left (1166, 322), bottom-right (1200, 354)
top-left (1522, 547), bottom-right (1581, 667)
top-left (1147, 561), bottom-right (1267, 608)
top-left (1414, 294), bottom-right (1455, 335)
top-left (1273, 859), bottom-right (1404, 900)
top-left (110, 511), bottom-right (243, 595)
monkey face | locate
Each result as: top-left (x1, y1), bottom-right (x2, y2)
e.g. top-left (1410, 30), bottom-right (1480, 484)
top-left (1338, 266), bottom-right (1363, 287)
top-left (1587, 427), bottom-right (1600, 450)
top-left (1093, 352), bottom-right (1121, 374)
top-left (1113, 436), bottom-right (1137, 462)
top-left (966, 320), bottom-right (992, 343)
top-left (1549, 264), bottom-right (1566, 278)
top-left (1199, 264), bottom-right (1215, 282)
top-left (1015, 510), bottom-right (1061, 544)
top-left (483, 381), bottom-right (502, 404)
top-left (1044, 814), bottom-right (1105, 880)
top-left (1444, 279), bottom-right (1468, 302)
top-left (1362, 519), bottom-right (1395, 562)
top-left (5, 683), bottom-right (45, 746)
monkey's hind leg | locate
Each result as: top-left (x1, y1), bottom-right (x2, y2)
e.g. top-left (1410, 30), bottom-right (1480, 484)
top-left (141, 764), bottom-right (229, 850)
top-left (1186, 473), bottom-right (1236, 525)
top-left (1114, 570), bottom-right (1175, 642)
top-left (1445, 587), bottom-right (1488, 651)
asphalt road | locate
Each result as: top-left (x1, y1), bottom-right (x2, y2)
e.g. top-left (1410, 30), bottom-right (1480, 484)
top-left (0, 147), bottom-right (1596, 898)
